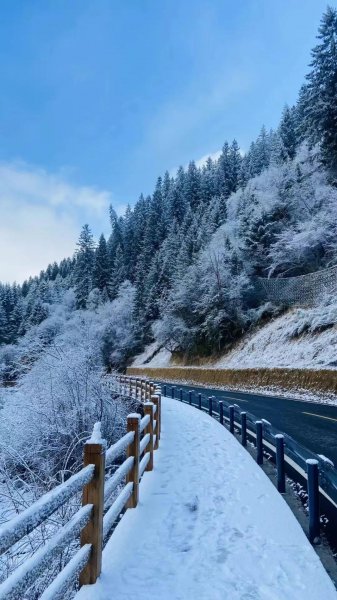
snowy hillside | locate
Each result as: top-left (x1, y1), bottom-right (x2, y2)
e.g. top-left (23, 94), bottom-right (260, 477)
top-left (216, 308), bottom-right (337, 370)
top-left (132, 301), bottom-right (337, 370)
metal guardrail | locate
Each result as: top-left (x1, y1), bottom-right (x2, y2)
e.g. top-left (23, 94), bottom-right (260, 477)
top-left (162, 384), bottom-right (337, 544)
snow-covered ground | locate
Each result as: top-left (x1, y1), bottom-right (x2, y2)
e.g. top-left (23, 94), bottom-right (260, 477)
top-left (131, 341), bottom-right (172, 367)
top-left (77, 397), bottom-right (336, 600)
top-left (215, 310), bottom-right (337, 370)
top-left (132, 308), bottom-right (337, 371)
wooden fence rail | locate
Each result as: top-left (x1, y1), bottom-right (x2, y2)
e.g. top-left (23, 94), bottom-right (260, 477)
top-left (0, 375), bottom-right (161, 600)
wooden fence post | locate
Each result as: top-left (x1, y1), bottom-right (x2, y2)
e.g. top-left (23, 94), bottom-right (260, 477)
top-left (154, 390), bottom-right (161, 439)
top-left (80, 426), bottom-right (106, 586)
top-left (126, 414), bottom-right (140, 508)
top-left (151, 395), bottom-right (160, 449)
top-left (144, 403), bottom-right (154, 471)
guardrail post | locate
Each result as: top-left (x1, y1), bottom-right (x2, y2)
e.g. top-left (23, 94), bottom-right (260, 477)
top-left (129, 378), bottom-right (132, 397)
top-left (229, 405), bottom-right (235, 434)
top-left (126, 414), bottom-right (140, 508)
top-left (180, 388), bottom-right (183, 402)
top-left (275, 434), bottom-right (285, 493)
top-left (256, 421), bottom-right (263, 465)
top-left (219, 401), bottom-right (224, 424)
top-left (144, 403), bottom-right (154, 471)
top-left (306, 459), bottom-right (320, 544)
top-left (208, 396), bottom-right (213, 416)
top-left (171, 386), bottom-right (175, 399)
top-left (151, 395), bottom-right (160, 450)
top-left (189, 390), bottom-right (192, 405)
top-left (163, 385), bottom-right (167, 397)
top-left (80, 426), bottom-right (106, 585)
top-left (198, 393), bottom-right (202, 410)
top-left (241, 412), bottom-right (247, 446)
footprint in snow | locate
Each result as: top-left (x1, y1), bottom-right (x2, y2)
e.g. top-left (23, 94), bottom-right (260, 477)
top-left (167, 496), bottom-right (199, 554)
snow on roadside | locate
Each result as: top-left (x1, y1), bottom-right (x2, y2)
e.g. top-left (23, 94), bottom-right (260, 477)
top-left (131, 343), bottom-right (172, 367)
top-left (156, 376), bottom-right (337, 407)
top-left (214, 310), bottom-right (337, 370)
top-left (131, 341), bottom-right (160, 366)
top-left (132, 308), bottom-right (337, 371)
top-left (77, 398), bottom-right (337, 600)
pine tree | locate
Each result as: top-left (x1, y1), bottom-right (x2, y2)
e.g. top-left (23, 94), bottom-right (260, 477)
top-left (74, 225), bottom-right (95, 308)
top-left (216, 141), bottom-right (231, 198)
top-left (279, 105), bottom-right (297, 161)
top-left (168, 166), bottom-right (187, 224)
top-left (109, 244), bottom-right (126, 299)
top-left (184, 161), bottom-right (201, 210)
top-left (301, 6), bottom-right (337, 175)
top-left (149, 177), bottom-right (166, 248)
top-left (29, 300), bottom-right (49, 326)
top-left (93, 234), bottom-right (110, 293)
top-left (200, 157), bottom-right (216, 204)
top-left (228, 139), bottom-right (242, 194)
top-left (252, 126), bottom-right (271, 175)
top-left (0, 304), bottom-right (7, 345)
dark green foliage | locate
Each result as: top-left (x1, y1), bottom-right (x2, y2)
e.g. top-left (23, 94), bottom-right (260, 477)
top-left (298, 6), bottom-right (337, 177)
top-left (74, 224), bottom-right (95, 308)
top-left (93, 234), bottom-right (110, 292)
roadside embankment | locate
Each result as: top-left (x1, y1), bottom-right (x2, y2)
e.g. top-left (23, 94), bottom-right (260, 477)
top-left (127, 366), bottom-right (337, 395)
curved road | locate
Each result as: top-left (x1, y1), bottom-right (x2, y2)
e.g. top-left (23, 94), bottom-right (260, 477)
top-left (163, 382), bottom-right (337, 466)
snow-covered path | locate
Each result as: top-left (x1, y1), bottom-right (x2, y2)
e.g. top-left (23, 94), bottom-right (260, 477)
top-left (77, 398), bottom-right (337, 600)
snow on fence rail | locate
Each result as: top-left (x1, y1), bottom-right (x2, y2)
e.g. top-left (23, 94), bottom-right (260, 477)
top-left (0, 376), bottom-right (162, 600)
top-left (164, 384), bottom-right (337, 546)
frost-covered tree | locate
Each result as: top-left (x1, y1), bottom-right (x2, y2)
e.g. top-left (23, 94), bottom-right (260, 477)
top-left (279, 105), bottom-right (297, 161)
top-left (74, 224), bottom-right (95, 308)
top-left (93, 233), bottom-right (110, 292)
top-left (300, 6), bottom-right (337, 175)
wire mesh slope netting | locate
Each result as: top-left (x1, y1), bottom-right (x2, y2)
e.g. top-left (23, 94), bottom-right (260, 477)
top-left (255, 264), bottom-right (337, 306)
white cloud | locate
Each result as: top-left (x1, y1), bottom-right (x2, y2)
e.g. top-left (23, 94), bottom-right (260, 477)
top-left (169, 149), bottom-right (222, 177)
top-left (0, 161), bottom-right (113, 283)
top-left (195, 150), bottom-right (222, 169)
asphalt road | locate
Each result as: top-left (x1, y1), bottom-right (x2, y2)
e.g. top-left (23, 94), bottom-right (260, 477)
top-left (161, 382), bottom-right (337, 466)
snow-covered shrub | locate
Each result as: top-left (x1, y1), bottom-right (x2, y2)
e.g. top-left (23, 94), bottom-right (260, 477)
top-left (282, 297), bottom-right (337, 338)
top-left (100, 281), bottom-right (138, 369)
top-left (0, 345), bottom-right (21, 386)
top-left (225, 144), bottom-right (337, 278)
top-left (0, 302), bottom-right (138, 592)
top-left (159, 229), bottom-right (251, 354)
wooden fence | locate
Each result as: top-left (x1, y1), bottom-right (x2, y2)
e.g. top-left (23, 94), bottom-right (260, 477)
top-left (0, 376), bottom-right (161, 600)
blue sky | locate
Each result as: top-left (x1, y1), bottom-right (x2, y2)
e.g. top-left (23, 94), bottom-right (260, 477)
top-left (0, 0), bottom-right (331, 282)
